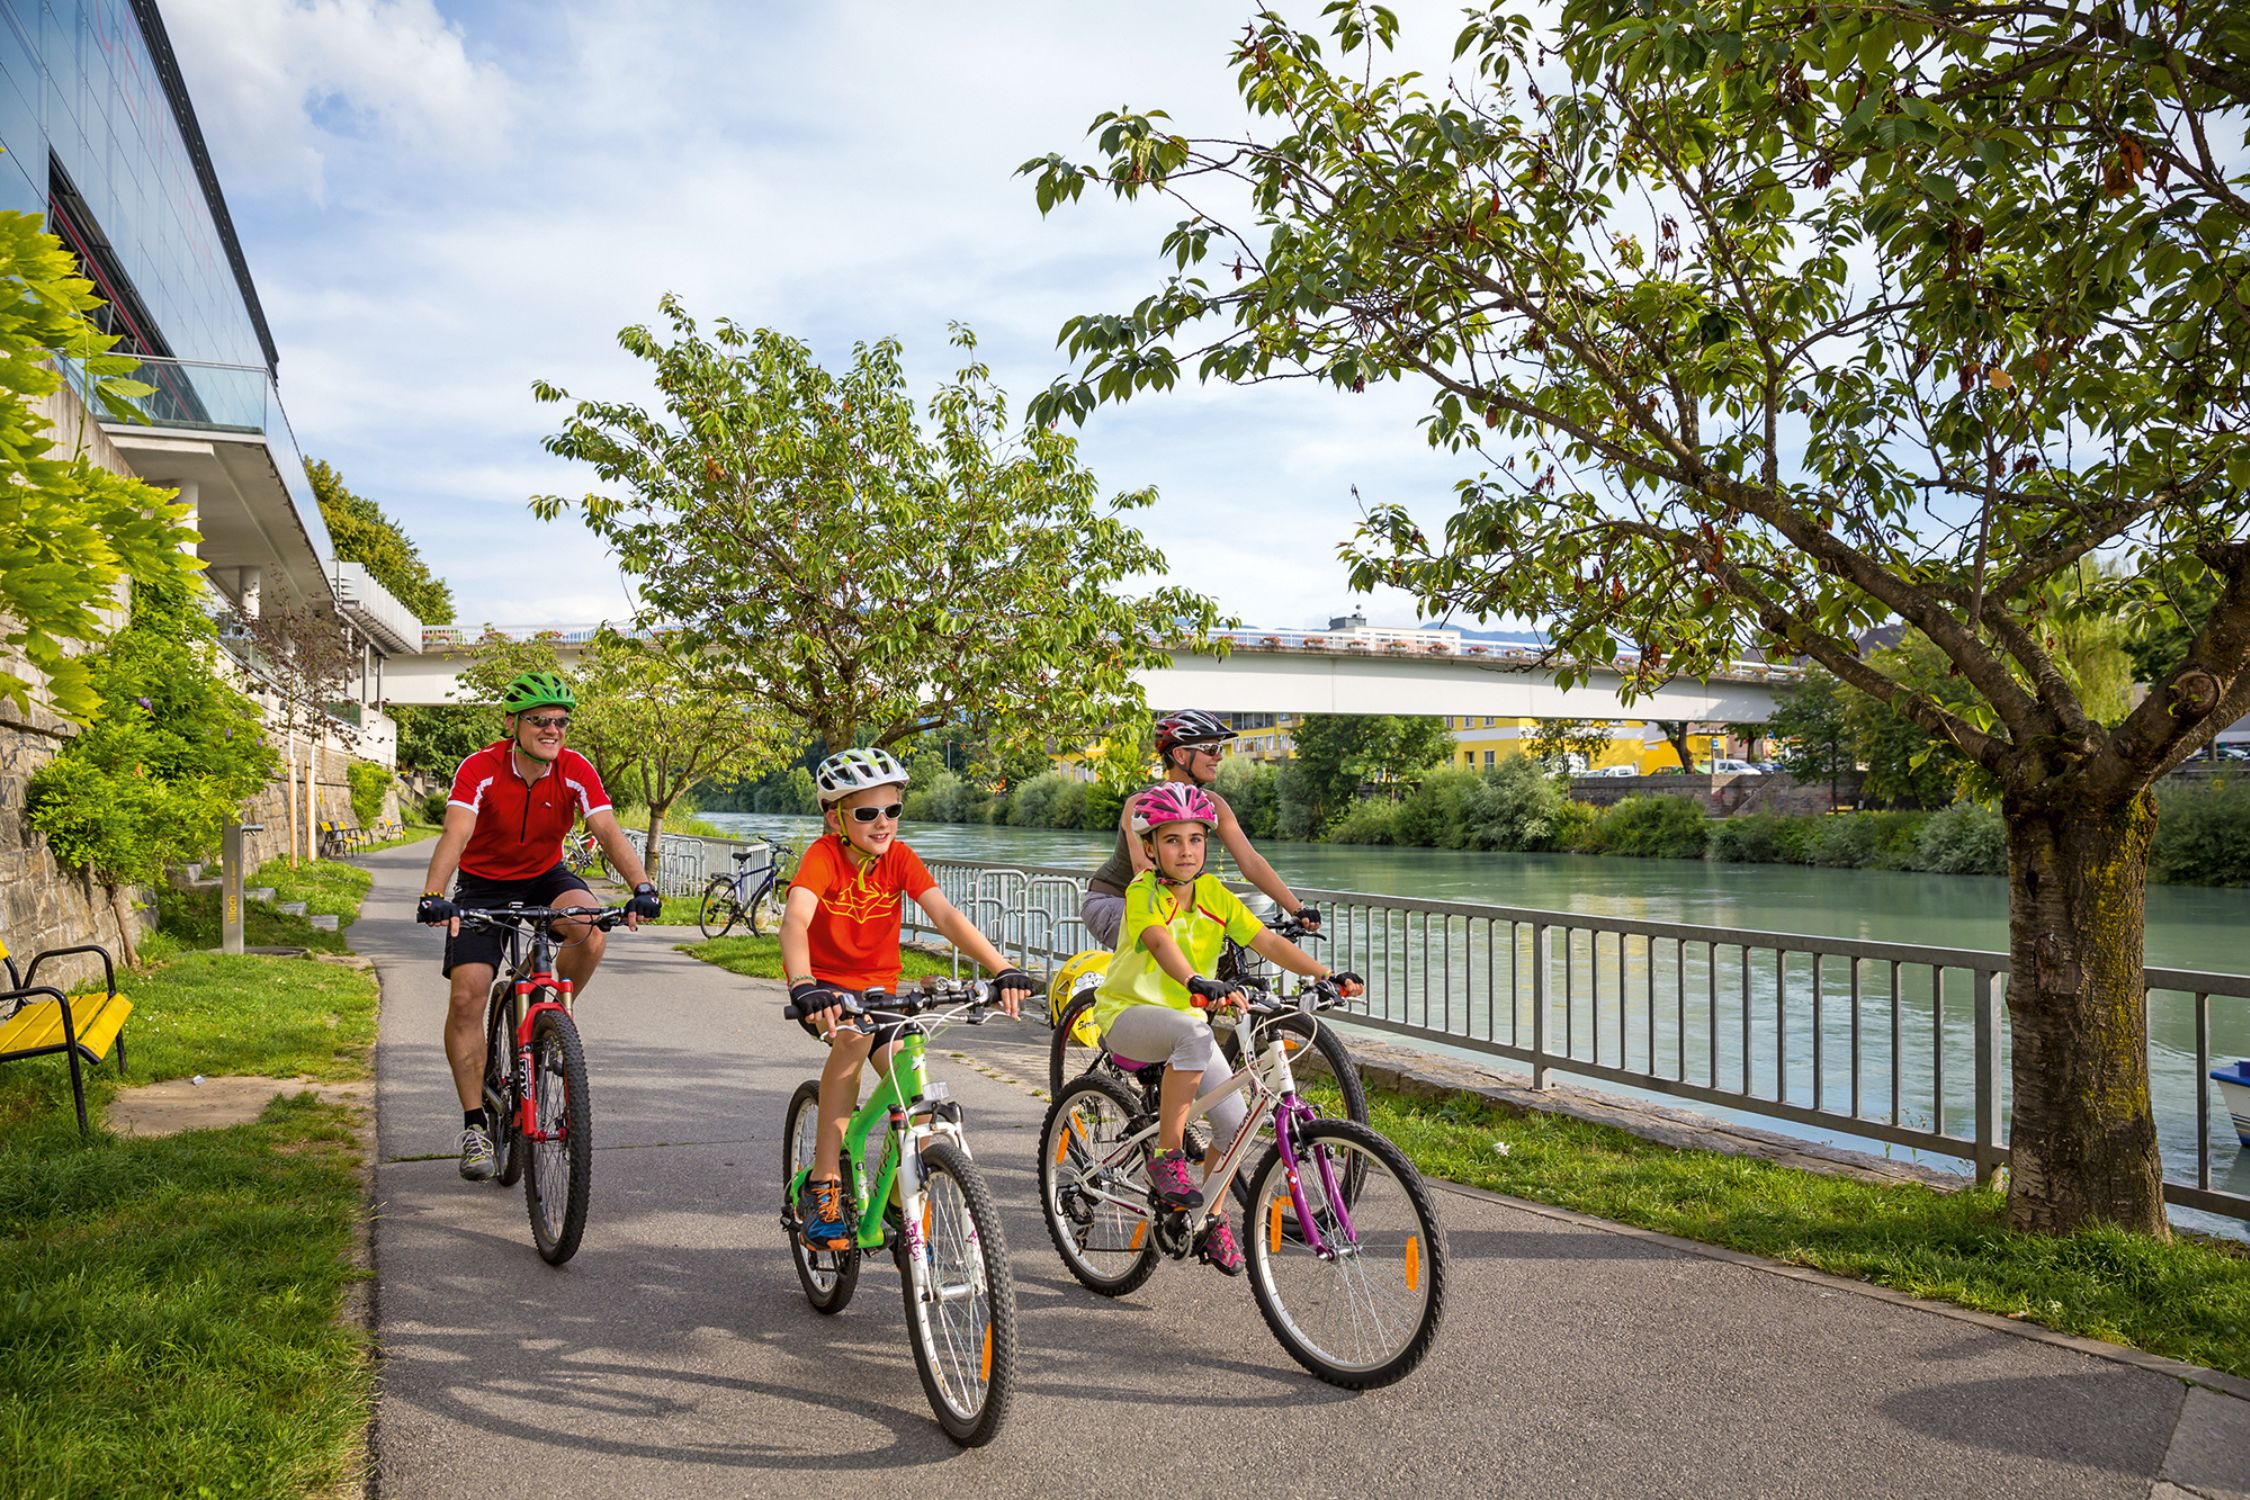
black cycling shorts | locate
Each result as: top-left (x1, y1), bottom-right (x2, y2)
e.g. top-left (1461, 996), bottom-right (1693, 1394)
top-left (442, 863), bottom-right (595, 977)
top-left (793, 987), bottom-right (907, 1050)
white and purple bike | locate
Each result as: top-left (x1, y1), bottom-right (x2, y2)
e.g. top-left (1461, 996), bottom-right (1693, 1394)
top-left (1037, 981), bottom-right (1447, 1389)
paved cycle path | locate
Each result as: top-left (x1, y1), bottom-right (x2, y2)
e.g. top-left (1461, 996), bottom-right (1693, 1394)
top-left (357, 844), bottom-right (2241, 1499)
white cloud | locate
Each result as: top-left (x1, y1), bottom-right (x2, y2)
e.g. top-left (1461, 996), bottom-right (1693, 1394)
top-left (164, 0), bottom-right (513, 199)
top-left (170, 0), bottom-right (1497, 629)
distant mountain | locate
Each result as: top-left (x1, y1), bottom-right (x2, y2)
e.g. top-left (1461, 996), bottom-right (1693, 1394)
top-left (1419, 620), bottom-right (1547, 648)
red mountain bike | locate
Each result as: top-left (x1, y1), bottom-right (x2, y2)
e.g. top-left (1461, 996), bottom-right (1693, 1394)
top-left (458, 904), bottom-right (627, 1264)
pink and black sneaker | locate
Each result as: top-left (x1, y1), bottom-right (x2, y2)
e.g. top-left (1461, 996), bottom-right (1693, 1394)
top-left (1196, 1214), bottom-right (1245, 1276)
top-left (1147, 1149), bottom-right (1204, 1211)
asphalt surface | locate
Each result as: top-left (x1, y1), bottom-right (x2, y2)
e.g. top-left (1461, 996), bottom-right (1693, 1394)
top-left (358, 843), bottom-right (2216, 1498)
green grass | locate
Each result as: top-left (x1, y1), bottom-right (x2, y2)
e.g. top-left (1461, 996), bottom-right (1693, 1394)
top-left (358, 822), bottom-right (439, 853)
top-left (682, 934), bottom-right (959, 983)
top-left (1331, 1078), bottom-right (2250, 1379)
top-left (151, 857), bottom-right (373, 956)
top-left (0, 899), bottom-right (380, 1494)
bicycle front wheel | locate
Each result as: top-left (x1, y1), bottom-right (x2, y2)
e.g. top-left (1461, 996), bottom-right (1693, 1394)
top-left (781, 1079), bottom-right (859, 1313)
top-left (523, 1008), bottom-right (592, 1265)
top-left (903, 1140), bottom-right (1016, 1447)
top-left (697, 876), bottom-right (740, 939)
top-left (1244, 1118), bottom-right (1447, 1389)
top-left (1037, 1074), bottom-right (1158, 1296)
top-left (1223, 1013), bottom-right (1368, 1214)
top-left (483, 986), bottom-right (523, 1187)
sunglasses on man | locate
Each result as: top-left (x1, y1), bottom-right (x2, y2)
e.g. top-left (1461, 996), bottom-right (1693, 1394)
top-left (521, 713), bottom-right (571, 731)
top-left (847, 802), bottom-right (904, 824)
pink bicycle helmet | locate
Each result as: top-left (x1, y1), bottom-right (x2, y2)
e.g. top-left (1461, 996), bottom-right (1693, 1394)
top-left (1131, 782), bottom-right (1220, 834)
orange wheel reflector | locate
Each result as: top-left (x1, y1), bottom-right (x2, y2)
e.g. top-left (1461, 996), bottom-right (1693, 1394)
top-left (1405, 1234), bottom-right (1421, 1291)
top-left (922, 1199), bottom-right (934, 1240)
top-left (1268, 1196), bottom-right (1286, 1253)
top-left (981, 1325), bottom-right (994, 1382)
top-left (1128, 1220), bottom-right (1146, 1250)
top-left (1053, 1122), bottom-right (1074, 1164)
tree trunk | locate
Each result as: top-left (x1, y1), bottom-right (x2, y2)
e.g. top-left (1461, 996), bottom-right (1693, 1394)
top-left (1999, 786), bottom-right (2168, 1237)
top-left (643, 805), bottom-right (667, 876)
top-left (106, 883), bottom-right (139, 970)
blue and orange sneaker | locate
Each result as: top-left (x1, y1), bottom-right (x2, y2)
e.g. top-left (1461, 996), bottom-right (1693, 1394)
top-left (1196, 1214), bottom-right (1245, 1277)
top-left (1147, 1149), bottom-right (1204, 1211)
top-left (796, 1176), bottom-right (853, 1250)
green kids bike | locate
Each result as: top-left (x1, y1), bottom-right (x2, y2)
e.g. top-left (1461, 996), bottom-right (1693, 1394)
top-left (779, 978), bottom-right (1018, 1447)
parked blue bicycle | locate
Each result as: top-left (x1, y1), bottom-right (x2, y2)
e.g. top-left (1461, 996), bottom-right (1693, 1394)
top-left (696, 840), bottom-right (795, 939)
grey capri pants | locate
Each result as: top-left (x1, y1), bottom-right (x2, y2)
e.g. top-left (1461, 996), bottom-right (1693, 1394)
top-left (1081, 889), bottom-right (1126, 948)
top-left (1100, 1004), bottom-right (1248, 1151)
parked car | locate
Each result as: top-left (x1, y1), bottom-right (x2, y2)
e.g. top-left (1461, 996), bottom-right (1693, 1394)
top-left (1580, 764), bottom-right (1638, 778)
top-left (1710, 758), bottom-right (1764, 775)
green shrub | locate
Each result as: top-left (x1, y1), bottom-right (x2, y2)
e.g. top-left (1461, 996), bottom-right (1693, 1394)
top-left (1469, 757), bottom-right (1573, 851)
top-left (417, 788), bottom-right (449, 825)
top-left (1004, 771), bottom-right (1085, 829)
top-left (1212, 756), bottom-right (1281, 839)
top-left (905, 769), bottom-right (991, 824)
top-left (345, 761), bottom-right (389, 826)
top-left (1708, 812), bottom-right (1787, 863)
top-left (1912, 803), bottom-right (2008, 875)
top-left (2152, 776), bottom-right (2250, 886)
top-left (1328, 797), bottom-right (1401, 845)
top-left (1551, 799), bottom-right (1598, 851)
top-left (1578, 795), bottom-right (1709, 859)
top-left (1392, 767), bottom-right (1482, 849)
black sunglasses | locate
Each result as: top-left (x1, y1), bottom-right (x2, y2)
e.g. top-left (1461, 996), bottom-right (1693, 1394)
top-left (521, 713), bottom-right (571, 731)
top-left (848, 802), bottom-right (905, 824)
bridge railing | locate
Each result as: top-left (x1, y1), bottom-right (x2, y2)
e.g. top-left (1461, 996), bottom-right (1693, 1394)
top-left (898, 857), bottom-right (2249, 1224)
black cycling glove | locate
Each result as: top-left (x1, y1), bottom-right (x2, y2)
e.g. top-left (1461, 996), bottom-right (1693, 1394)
top-left (627, 882), bottom-right (662, 921)
top-left (1187, 975), bottom-right (1241, 1009)
top-left (787, 981), bottom-right (847, 1023)
top-left (1294, 903), bottom-right (1322, 932)
top-left (1329, 970), bottom-right (1365, 993)
top-left (416, 893), bottom-right (458, 925)
top-left (990, 968), bottom-right (1036, 1004)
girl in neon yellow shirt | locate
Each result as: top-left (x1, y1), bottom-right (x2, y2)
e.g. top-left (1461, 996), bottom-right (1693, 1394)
top-left (1093, 782), bottom-right (1361, 1274)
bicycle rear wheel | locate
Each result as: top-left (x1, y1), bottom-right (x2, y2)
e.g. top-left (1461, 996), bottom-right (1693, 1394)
top-left (482, 986), bottom-right (523, 1187)
top-left (747, 880), bottom-right (783, 936)
top-left (523, 1007), bottom-right (592, 1265)
top-left (1244, 1118), bottom-right (1446, 1389)
top-left (903, 1140), bottom-right (1016, 1447)
top-left (1037, 1074), bottom-right (1159, 1296)
top-left (1045, 990), bottom-right (1106, 1097)
top-left (697, 876), bottom-right (741, 939)
top-left (781, 1079), bottom-right (859, 1313)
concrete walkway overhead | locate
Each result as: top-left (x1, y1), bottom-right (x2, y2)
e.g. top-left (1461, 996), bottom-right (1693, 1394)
top-left (352, 843), bottom-right (2244, 1499)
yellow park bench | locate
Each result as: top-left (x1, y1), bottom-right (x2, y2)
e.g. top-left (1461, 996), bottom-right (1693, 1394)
top-left (0, 938), bottom-right (132, 1137)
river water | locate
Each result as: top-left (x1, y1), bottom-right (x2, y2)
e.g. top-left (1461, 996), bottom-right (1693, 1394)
top-left (704, 810), bottom-right (2250, 1236)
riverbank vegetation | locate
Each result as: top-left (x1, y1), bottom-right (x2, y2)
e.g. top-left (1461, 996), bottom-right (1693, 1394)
top-left (1340, 1078), bottom-right (2250, 1380)
top-left (886, 750), bottom-right (2250, 887)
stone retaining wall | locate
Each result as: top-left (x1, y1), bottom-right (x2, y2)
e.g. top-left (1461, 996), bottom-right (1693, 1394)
top-left (0, 710), bottom-right (144, 992)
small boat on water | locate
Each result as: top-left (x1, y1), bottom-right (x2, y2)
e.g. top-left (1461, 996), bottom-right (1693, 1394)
top-left (2215, 1060), bottom-right (2250, 1146)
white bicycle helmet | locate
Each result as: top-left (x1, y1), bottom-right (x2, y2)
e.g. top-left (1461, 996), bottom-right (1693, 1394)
top-left (813, 747), bottom-right (911, 806)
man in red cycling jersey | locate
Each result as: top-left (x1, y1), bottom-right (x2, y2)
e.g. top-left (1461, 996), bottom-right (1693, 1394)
top-left (415, 671), bottom-right (661, 1181)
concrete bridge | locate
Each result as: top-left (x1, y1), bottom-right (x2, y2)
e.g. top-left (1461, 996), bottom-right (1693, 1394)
top-left (378, 621), bottom-right (1796, 722)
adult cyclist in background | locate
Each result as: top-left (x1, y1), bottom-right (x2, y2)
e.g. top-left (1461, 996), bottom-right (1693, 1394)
top-left (1080, 710), bottom-right (1320, 949)
top-left (415, 671), bottom-right (662, 1182)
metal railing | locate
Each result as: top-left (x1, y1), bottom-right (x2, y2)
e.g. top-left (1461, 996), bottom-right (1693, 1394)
top-left (615, 828), bottom-right (781, 900)
top-left (897, 858), bottom-right (2249, 1223)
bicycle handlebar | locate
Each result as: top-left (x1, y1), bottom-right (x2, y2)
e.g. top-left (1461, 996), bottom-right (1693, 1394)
top-left (783, 976), bottom-right (1009, 1032)
top-left (454, 904), bottom-right (632, 933)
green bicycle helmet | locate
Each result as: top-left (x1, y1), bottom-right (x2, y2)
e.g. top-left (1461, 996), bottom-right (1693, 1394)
top-left (500, 671), bottom-right (576, 714)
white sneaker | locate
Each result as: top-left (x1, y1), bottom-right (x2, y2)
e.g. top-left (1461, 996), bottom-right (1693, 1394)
top-left (458, 1125), bottom-right (497, 1181)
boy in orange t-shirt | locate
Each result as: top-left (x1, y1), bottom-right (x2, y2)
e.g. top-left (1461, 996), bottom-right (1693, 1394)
top-left (779, 747), bottom-right (1033, 1249)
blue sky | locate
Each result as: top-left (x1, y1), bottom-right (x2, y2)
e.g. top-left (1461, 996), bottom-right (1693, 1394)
top-left (163, 0), bottom-right (1499, 634)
